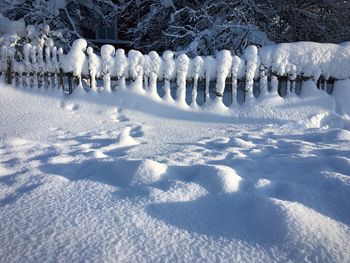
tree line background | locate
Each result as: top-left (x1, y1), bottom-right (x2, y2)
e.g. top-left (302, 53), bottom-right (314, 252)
top-left (1, 0), bottom-right (350, 55)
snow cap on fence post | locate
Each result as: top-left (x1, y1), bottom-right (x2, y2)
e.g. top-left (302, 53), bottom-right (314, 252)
top-left (51, 46), bottom-right (60, 88)
top-left (1, 45), bottom-right (7, 64)
top-left (162, 51), bottom-right (175, 102)
top-left (114, 49), bottom-right (128, 89)
top-left (22, 43), bottom-right (31, 87)
top-left (215, 50), bottom-right (232, 100)
top-left (51, 47), bottom-right (59, 71)
top-left (147, 51), bottom-right (162, 99)
top-left (143, 54), bottom-right (150, 90)
top-left (57, 47), bottom-right (63, 69)
top-left (101, 44), bottom-right (115, 92)
top-left (176, 53), bottom-right (190, 106)
top-left (60, 39), bottom-right (88, 89)
top-left (191, 55), bottom-right (204, 106)
top-left (204, 56), bottom-right (217, 102)
top-left (231, 55), bottom-right (243, 105)
top-left (86, 46), bottom-right (101, 92)
top-left (128, 50), bottom-right (144, 92)
top-left (30, 45), bottom-right (38, 87)
top-left (0, 46), bottom-right (7, 81)
top-left (244, 45), bottom-right (259, 102)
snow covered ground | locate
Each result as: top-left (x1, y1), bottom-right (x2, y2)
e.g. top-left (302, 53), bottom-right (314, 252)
top-left (0, 80), bottom-right (350, 262)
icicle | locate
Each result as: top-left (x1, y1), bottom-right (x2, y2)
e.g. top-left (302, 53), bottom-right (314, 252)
top-left (191, 56), bottom-right (204, 106)
top-left (176, 54), bottom-right (190, 105)
top-left (162, 51), bottom-right (176, 102)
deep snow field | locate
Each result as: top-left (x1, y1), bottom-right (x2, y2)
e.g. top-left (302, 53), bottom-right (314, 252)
top-left (0, 80), bottom-right (350, 262)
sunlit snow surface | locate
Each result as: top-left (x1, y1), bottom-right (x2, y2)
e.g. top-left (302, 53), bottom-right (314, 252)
top-left (0, 82), bottom-right (349, 262)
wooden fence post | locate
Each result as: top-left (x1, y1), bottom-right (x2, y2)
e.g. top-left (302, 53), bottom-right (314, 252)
top-left (326, 78), bottom-right (335, 94)
top-left (59, 68), bottom-right (64, 90)
top-left (5, 58), bottom-right (13, 84)
top-left (67, 72), bottom-right (73, 94)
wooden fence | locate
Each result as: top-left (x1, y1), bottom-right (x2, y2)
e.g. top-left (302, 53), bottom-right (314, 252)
top-left (0, 43), bottom-right (338, 106)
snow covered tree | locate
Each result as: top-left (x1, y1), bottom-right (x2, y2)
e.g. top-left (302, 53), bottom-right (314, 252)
top-left (267, 0), bottom-right (350, 44)
top-left (0, 0), bottom-right (133, 49)
top-left (1, 0), bottom-right (350, 54)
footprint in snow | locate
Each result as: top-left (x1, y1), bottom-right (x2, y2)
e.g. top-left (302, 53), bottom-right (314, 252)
top-left (60, 100), bottom-right (79, 111)
top-left (111, 107), bottom-right (130, 123)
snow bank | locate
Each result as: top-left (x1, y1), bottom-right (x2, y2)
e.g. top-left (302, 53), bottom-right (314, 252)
top-left (1, 81), bottom-right (350, 262)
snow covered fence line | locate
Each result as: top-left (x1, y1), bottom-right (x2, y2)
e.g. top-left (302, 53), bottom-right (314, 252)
top-left (1, 38), bottom-right (349, 106)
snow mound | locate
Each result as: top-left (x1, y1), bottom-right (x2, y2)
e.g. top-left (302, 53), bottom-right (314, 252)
top-left (131, 159), bottom-right (168, 186)
top-left (323, 129), bottom-right (350, 141)
top-left (273, 199), bottom-right (350, 262)
top-left (255, 178), bottom-right (271, 188)
top-left (115, 127), bottom-right (139, 147)
top-left (208, 165), bottom-right (242, 193)
top-left (0, 164), bottom-right (14, 176)
top-left (231, 138), bottom-right (256, 149)
top-left (60, 100), bottom-right (79, 111)
top-left (171, 165), bottom-right (242, 194)
top-left (304, 112), bottom-right (349, 129)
